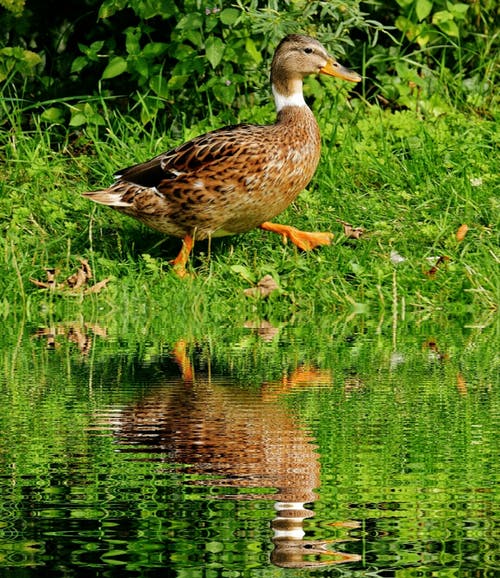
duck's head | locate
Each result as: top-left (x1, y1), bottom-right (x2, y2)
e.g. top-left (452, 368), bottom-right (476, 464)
top-left (271, 34), bottom-right (361, 110)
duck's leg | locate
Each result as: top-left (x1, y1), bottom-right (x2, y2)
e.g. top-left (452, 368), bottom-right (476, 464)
top-left (260, 222), bottom-right (333, 251)
top-left (170, 234), bottom-right (194, 277)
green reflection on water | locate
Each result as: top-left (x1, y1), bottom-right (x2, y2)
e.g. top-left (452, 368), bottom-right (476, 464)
top-left (0, 316), bottom-right (497, 577)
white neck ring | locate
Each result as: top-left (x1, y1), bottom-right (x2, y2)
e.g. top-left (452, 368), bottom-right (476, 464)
top-left (272, 84), bottom-right (306, 112)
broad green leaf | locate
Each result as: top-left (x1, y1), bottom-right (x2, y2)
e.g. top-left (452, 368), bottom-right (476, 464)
top-left (149, 75), bottom-right (169, 99)
top-left (432, 10), bottom-right (460, 36)
top-left (396, 16), bottom-right (425, 44)
top-left (98, 0), bottom-right (128, 19)
top-left (133, 59), bottom-right (150, 78)
top-left (416, 0), bottom-right (433, 21)
top-left (230, 265), bottom-right (256, 283)
top-left (89, 113), bottom-right (106, 126)
top-left (220, 8), bottom-right (240, 26)
top-left (2, 0), bottom-right (24, 14)
top-left (101, 56), bottom-right (127, 79)
top-left (213, 81), bottom-right (235, 105)
top-left (138, 0), bottom-right (176, 19)
top-left (415, 27), bottom-right (433, 47)
top-left (181, 29), bottom-right (202, 47)
top-left (142, 42), bottom-right (168, 58)
top-left (245, 38), bottom-right (262, 64)
top-left (71, 56), bottom-right (87, 74)
top-left (78, 41), bottom-right (103, 61)
top-left (69, 112), bottom-right (87, 127)
top-left (448, 2), bottom-right (469, 19)
top-left (125, 27), bottom-right (141, 56)
top-left (435, 18), bottom-right (460, 36)
top-left (22, 50), bottom-right (42, 69)
top-left (89, 41), bottom-right (105, 55)
top-left (176, 13), bottom-right (203, 30)
top-left (432, 10), bottom-right (453, 24)
top-left (40, 107), bottom-right (65, 124)
top-left (395, 62), bottom-right (423, 85)
top-left (0, 48), bottom-right (42, 81)
top-left (174, 44), bottom-right (195, 60)
top-left (167, 75), bottom-right (189, 90)
top-left (395, 15), bottom-right (411, 33)
top-left (205, 14), bottom-right (219, 34)
top-left (205, 36), bottom-right (225, 69)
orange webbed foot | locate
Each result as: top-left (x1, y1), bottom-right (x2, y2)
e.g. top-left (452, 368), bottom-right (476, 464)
top-left (260, 222), bottom-right (333, 251)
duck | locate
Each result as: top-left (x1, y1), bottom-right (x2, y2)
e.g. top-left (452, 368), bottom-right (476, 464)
top-left (83, 34), bottom-right (361, 277)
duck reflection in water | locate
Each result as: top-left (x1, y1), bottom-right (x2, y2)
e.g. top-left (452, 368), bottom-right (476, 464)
top-left (110, 341), bottom-right (360, 568)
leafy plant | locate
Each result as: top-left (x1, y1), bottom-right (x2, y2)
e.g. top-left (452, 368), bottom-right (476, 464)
top-left (0, 0), bottom-right (383, 127)
top-left (365, 0), bottom-right (499, 112)
top-left (395, 0), bottom-right (471, 45)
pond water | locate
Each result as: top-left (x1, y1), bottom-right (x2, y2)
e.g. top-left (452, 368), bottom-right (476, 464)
top-left (0, 318), bottom-right (498, 577)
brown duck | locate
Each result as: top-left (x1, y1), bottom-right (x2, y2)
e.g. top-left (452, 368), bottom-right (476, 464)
top-left (84, 34), bottom-right (361, 276)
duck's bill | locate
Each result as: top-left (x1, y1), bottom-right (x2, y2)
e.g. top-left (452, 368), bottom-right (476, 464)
top-left (320, 59), bottom-right (362, 82)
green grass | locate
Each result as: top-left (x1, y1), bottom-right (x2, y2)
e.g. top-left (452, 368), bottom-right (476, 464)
top-left (1, 93), bottom-right (498, 328)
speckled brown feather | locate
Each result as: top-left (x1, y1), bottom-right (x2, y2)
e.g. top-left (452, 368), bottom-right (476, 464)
top-left (85, 107), bottom-right (320, 240)
top-left (83, 34), bottom-right (360, 246)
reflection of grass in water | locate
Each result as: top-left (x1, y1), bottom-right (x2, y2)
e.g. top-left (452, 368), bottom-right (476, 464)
top-left (0, 319), bottom-right (497, 572)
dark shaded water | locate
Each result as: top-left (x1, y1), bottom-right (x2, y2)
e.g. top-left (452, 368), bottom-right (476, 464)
top-left (0, 320), bottom-right (498, 577)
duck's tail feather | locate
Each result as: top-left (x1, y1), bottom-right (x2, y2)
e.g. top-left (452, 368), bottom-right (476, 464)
top-left (82, 189), bottom-right (131, 207)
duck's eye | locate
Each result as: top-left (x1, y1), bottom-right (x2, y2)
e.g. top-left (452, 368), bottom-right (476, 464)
top-left (303, 47), bottom-right (313, 54)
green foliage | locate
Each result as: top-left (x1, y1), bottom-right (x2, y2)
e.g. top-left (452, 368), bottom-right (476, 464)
top-left (0, 0), bottom-right (379, 127)
top-left (0, 0), bottom-right (24, 13)
top-left (70, 0), bottom-right (377, 124)
top-left (366, 0), bottom-right (499, 111)
top-left (395, 0), bottom-right (472, 44)
top-left (0, 46), bottom-right (42, 83)
top-left (392, 0), bottom-right (497, 46)
top-left (0, 0), bottom-right (497, 126)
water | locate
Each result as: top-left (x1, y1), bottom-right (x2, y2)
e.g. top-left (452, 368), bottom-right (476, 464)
top-left (0, 320), bottom-right (498, 577)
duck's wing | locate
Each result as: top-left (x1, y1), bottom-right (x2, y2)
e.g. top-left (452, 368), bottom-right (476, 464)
top-left (114, 123), bottom-right (260, 187)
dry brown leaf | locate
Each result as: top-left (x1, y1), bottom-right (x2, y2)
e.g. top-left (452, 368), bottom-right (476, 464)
top-left (30, 259), bottom-right (109, 295)
top-left (456, 224), bottom-right (469, 242)
top-left (337, 219), bottom-right (364, 239)
top-left (30, 278), bottom-right (53, 289)
top-left (31, 270), bottom-right (61, 290)
top-left (83, 278), bottom-right (111, 295)
top-left (66, 258), bottom-right (92, 289)
top-left (66, 268), bottom-right (87, 289)
top-left (45, 268), bottom-right (58, 286)
top-left (424, 255), bottom-right (450, 278)
top-left (30, 268), bottom-right (60, 289)
top-left (244, 275), bottom-right (279, 298)
top-left (172, 340), bottom-right (194, 382)
top-left (328, 520), bottom-right (361, 529)
top-left (33, 327), bottom-right (61, 349)
top-left (262, 365), bottom-right (332, 400)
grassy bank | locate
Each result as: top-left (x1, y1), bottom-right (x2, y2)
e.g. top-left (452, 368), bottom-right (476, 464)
top-left (1, 94), bottom-right (498, 327)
